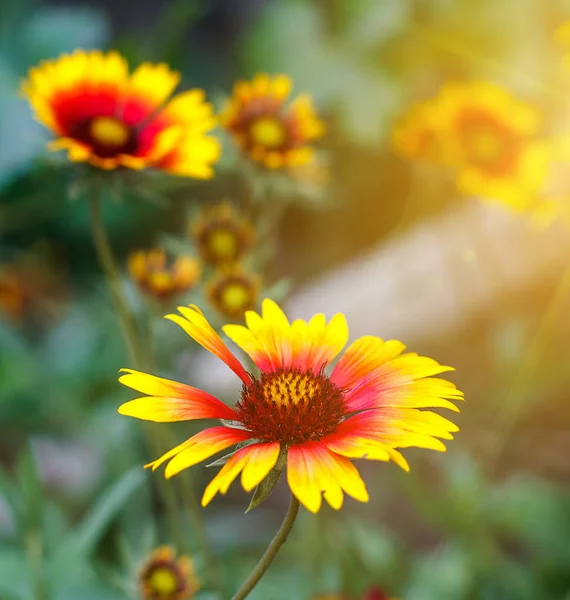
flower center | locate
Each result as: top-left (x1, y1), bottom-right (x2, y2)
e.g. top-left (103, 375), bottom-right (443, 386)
top-left (249, 117), bottom-right (286, 148)
top-left (208, 228), bottom-right (238, 259)
top-left (457, 110), bottom-right (517, 174)
top-left (236, 368), bottom-right (346, 444)
top-left (149, 567), bottom-right (179, 595)
top-left (220, 282), bottom-right (250, 312)
top-left (90, 117), bottom-right (131, 148)
top-left (72, 116), bottom-right (136, 158)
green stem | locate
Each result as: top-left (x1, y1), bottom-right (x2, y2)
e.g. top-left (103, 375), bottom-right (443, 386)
top-left (88, 189), bottom-right (144, 366)
top-left (87, 186), bottom-right (185, 550)
top-left (231, 494), bottom-right (300, 600)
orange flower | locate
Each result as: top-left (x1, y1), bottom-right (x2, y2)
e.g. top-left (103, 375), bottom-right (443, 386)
top-left (139, 546), bottom-right (198, 600)
top-left (206, 265), bottom-right (260, 320)
top-left (21, 50), bottom-right (220, 177)
top-left (433, 81), bottom-right (548, 208)
top-left (118, 299), bottom-right (462, 513)
top-left (128, 249), bottom-right (200, 302)
top-left (191, 203), bottom-right (254, 266)
top-left (220, 73), bottom-right (325, 169)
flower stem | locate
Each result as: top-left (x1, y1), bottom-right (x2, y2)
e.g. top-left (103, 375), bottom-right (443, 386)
top-left (231, 494), bottom-right (300, 600)
top-left (87, 186), bottom-right (185, 550)
top-left (88, 188), bottom-right (144, 366)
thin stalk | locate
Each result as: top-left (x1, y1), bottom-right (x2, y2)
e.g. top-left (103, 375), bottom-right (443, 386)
top-left (232, 494), bottom-right (300, 600)
top-left (87, 186), bottom-right (185, 550)
top-left (486, 258), bottom-right (570, 471)
top-left (88, 189), bottom-right (144, 366)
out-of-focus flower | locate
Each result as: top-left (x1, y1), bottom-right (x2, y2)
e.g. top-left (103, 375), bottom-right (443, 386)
top-left (434, 81), bottom-right (548, 209)
top-left (362, 587), bottom-right (398, 600)
top-left (392, 100), bottom-right (449, 165)
top-left (206, 265), bottom-right (260, 319)
top-left (118, 299), bottom-right (463, 513)
top-left (219, 73), bottom-right (325, 169)
top-left (0, 251), bottom-right (66, 324)
top-left (191, 203), bottom-right (254, 266)
top-left (527, 138), bottom-right (570, 227)
top-left (128, 249), bottom-right (201, 302)
top-left (139, 546), bottom-right (198, 600)
top-left (21, 50), bottom-right (220, 177)
top-left (288, 157), bottom-right (331, 188)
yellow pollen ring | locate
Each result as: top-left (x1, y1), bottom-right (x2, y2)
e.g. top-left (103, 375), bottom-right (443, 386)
top-left (149, 567), bottom-right (179, 594)
top-left (221, 283), bottom-right (250, 312)
top-left (249, 117), bottom-right (286, 148)
top-left (90, 116), bottom-right (130, 147)
top-left (468, 129), bottom-right (504, 162)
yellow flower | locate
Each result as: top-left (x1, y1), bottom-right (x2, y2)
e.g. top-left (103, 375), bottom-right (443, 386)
top-left (118, 299), bottom-right (463, 513)
top-left (21, 50), bottom-right (220, 177)
top-left (139, 546), bottom-right (199, 600)
top-left (191, 203), bottom-right (254, 266)
top-left (433, 81), bottom-right (547, 209)
top-left (206, 265), bottom-right (260, 319)
top-left (392, 99), bottom-right (449, 165)
top-left (128, 249), bottom-right (201, 302)
top-left (219, 73), bottom-right (325, 169)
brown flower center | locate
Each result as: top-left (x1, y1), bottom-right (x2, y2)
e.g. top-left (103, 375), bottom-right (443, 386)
top-left (236, 368), bottom-right (346, 444)
top-left (71, 116), bottom-right (137, 158)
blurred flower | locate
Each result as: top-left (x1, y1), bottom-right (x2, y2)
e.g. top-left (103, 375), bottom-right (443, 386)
top-left (191, 203), bottom-right (254, 266)
top-left (118, 299), bottom-right (463, 513)
top-left (21, 50), bottom-right (220, 177)
top-left (0, 250), bottom-right (66, 324)
top-left (206, 265), bottom-right (260, 319)
top-left (312, 589), bottom-right (397, 600)
top-left (128, 249), bottom-right (201, 302)
top-left (362, 587), bottom-right (398, 600)
top-left (434, 81), bottom-right (548, 208)
top-left (392, 100), bottom-right (448, 165)
top-left (219, 73), bottom-right (325, 169)
top-left (139, 546), bottom-right (198, 600)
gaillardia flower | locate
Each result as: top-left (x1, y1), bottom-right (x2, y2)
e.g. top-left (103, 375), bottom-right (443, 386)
top-left (206, 265), bottom-right (260, 319)
top-left (219, 73), bottom-right (325, 169)
top-left (21, 49), bottom-right (220, 177)
top-left (128, 249), bottom-right (201, 302)
top-left (392, 99), bottom-right (448, 165)
top-left (139, 546), bottom-right (198, 600)
top-left (434, 81), bottom-right (548, 208)
top-left (118, 299), bottom-right (462, 513)
top-left (191, 203), bottom-right (253, 266)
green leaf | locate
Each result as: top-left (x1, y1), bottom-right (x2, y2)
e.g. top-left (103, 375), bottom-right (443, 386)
top-left (48, 468), bottom-right (145, 581)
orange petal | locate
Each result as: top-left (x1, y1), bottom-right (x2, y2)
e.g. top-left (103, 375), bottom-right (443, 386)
top-left (287, 442), bottom-right (369, 513)
top-left (165, 305), bottom-right (250, 384)
top-left (201, 447), bottom-right (250, 507)
top-left (331, 336), bottom-right (406, 388)
top-left (240, 442), bottom-right (280, 492)
top-left (146, 426), bottom-right (251, 478)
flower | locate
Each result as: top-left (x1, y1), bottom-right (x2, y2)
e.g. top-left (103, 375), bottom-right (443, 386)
top-left (191, 203), bottom-right (253, 266)
top-left (433, 81), bottom-right (548, 208)
top-left (219, 73), bottom-right (325, 169)
top-left (139, 546), bottom-right (198, 600)
top-left (21, 49), bottom-right (220, 177)
top-left (362, 587), bottom-right (397, 600)
top-left (129, 249), bottom-right (201, 302)
top-left (118, 299), bottom-right (463, 513)
top-left (206, 265), bottom-right (260, 319)
top-left (392, 100), bottom-right (449, 165)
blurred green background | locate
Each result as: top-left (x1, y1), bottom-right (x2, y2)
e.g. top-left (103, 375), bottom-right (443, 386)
top-left (1, 1), bottom-right (570, 599)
